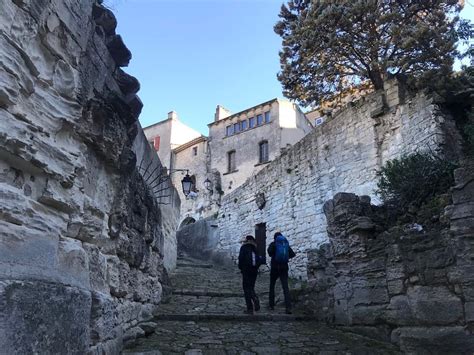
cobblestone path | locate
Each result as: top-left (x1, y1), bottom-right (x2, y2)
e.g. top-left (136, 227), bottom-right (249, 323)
top-left (124, 255), bottom-right (399, 354)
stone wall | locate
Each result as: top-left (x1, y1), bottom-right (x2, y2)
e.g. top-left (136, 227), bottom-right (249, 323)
top-left (300, 161), bottom-right (474, 352)
top-left (215, 81), bottom-right (456, 277)
top-left (0, 1), bottom-right (179, 353)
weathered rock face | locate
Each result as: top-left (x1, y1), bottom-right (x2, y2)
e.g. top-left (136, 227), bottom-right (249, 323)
top-left (0, 1), bottom-right (179, 353)
top-left (298, 163), bottom-right (474, 352)
top-left (215, 80), bottom-right (461, 277)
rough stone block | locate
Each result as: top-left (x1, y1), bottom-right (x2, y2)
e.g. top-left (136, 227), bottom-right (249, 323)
top-left (0, 280), bottom-right (91, 354)
top-left (392, 326), bottom-right (474, 354)
top-left (406, 286), bottom-right (463, 325)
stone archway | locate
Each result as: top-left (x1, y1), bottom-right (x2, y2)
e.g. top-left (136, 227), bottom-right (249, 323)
top-left (178, 216), bottom-right (196, 230)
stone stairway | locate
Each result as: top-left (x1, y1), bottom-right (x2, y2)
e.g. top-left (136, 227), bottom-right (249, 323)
top-left (124, 254), bottom-right (400, 354)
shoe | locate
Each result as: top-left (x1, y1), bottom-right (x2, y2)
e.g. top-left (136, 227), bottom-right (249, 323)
top-left (253, 298), bottom-right (260, 312)
top-left (285, 309), bottom-right (292, 314)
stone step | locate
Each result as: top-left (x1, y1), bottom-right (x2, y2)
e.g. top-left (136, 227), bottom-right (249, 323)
top-left (172, 289), bottom-right (270, 297)
top-left (153, 313), bottom-right (315, 322)
top-left (172, 289), bottom-right (243, 297)
top-left (176, 262), bottom-right (214, 268)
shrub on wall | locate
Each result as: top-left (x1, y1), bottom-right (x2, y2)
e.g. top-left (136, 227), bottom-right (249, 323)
top-left (377, 153), bottom-right (457, 209)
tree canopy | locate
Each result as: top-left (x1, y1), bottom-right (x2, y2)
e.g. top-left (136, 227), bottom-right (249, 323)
top-left (274, 0), bottom-right (473, 107)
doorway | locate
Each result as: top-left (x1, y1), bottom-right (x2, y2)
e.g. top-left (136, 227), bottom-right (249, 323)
top-left (255, 223), bottom-right (267, 264)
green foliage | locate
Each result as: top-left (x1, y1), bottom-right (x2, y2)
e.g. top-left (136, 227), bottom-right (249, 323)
top-left (275, 0), bottom-right (473, 108)
top-left (377, 153), bottom-right (457, 209)
top-left (421, 66), bottom-right (474, 155)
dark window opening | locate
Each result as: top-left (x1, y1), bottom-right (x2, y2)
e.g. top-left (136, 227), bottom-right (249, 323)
top-left (257, 114), bottom-right (263, 125)
top-left (255, 223), bottom-right (266, 265)
top-left (259, 141), bottom-right (269, 163)
top-left (227, 150), bottom-right (236, 173)
top-left (234, 122), bottom-right (241, 134)
top-left (264, 111), bottom-right (271, 123)
top-left (249, 117), bottom-right (255, 128)
top-left (192, 146), bottom-right (198, 156)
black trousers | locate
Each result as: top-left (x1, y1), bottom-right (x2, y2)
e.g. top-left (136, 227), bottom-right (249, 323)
top-left (242, 269), bottom-right (259, 311)
top-left (269, 266), bottom-right (291, 310)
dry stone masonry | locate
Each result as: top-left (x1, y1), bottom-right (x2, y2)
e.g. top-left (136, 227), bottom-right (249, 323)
top-left (0, 1), bottom-right (179, 353)
top-left (299, 162), bottom-right (474, 353)
top-left (215, 81), bottom-right (459, 277)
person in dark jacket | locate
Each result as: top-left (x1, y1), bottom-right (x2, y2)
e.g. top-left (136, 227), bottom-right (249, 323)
top-left (238, 235), bottom-right (260, 314)
top-left (267, 232), bottom-right (296, 314)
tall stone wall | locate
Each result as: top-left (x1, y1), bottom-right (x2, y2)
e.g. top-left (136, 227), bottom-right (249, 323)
top-left (215, 81), bottom-right (455, 277)
top-left (299, 161), bottom-right (474, 352)
top-left (0, 1), bottom-right (179, 353)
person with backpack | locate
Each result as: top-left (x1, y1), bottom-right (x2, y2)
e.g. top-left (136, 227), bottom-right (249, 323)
top-left (238, 235), bottom-right (260, 315)
top-left (267, 232), bottom-right (296, 314)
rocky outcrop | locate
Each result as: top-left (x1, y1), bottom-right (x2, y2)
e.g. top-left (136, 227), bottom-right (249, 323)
top-left (298, 163), bottom-right (474, 353)
top-left (0, 1), bottom-right (179, 353)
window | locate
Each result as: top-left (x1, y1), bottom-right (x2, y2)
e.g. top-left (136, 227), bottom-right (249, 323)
top-left (249, 117), bottom-right (255, 128)
top-left (226, 125), bottom-right (233, 136)
top-left (227, 150), bottom-right (236, 172)
top-left (241, 120), bottom-right (248, 130)
top-left (264, 111), bottom-right (271, 123)
top-left (259, 141), bottom-right (269, 163)
top-left (234, 122), bottom-right (241, 134)
top-left (192, 146), bottom-right (198, 156)
top-left (257, 114), bottom-right (263, 125)
top-left (151, 136), bottom-right (160, 151)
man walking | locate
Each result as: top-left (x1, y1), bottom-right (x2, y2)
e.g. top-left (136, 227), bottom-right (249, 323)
top-left (238, 235), bottom-right (260, 315)
top-left (267, 232), bottom-right (296, 314)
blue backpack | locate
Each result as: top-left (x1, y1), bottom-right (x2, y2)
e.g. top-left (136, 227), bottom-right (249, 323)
top-left (274, 235), bottom-right (289, 263)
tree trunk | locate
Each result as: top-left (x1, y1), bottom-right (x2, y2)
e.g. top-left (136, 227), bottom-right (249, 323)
top-left (368, 68), bottom-right (384, 90)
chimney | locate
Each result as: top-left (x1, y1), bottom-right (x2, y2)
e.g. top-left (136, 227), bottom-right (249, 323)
top-left (214, 105), bottom-right (231, 122)
top-left (168, 111), bottom-right (178, 120)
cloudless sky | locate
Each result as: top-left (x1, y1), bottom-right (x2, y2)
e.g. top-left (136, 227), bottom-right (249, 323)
top-left (107, 0), bottom-right (286, 135)
top-left (107, 0), bottom-right (474, 135)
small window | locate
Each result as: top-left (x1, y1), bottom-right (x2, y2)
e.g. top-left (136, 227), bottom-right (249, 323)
top-left (234, 122), bottom-right (241, 134)
top-left (264, 111), bottom-right (271, 123)
top-left (257, 114), bottom-right (263, 125)
top-left (241, 120), bottom-right (248, 130)
top-left (192, 147), bottom-right (198, 156)
top-left (226, 125), bottom-right (233, 136)
top-left (249, 117), bottom-right (255, 128)
top-left (259, 141), bottom-right (269, 163)
top-left (227, 150), bottom-right (236, 173)
top-left (151, 136), bottom-right (160, 151)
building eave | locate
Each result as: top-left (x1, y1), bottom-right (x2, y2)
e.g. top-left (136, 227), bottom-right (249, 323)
top-left (172, 136), bottom-right (208, 154)
top-left (207, 98), bottom-right (279, 127)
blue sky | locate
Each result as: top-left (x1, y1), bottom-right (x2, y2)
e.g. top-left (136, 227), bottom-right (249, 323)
top-left (108, 0), bottom-right (285, 135)
top-left (108, 0), bottom-right (474, 136)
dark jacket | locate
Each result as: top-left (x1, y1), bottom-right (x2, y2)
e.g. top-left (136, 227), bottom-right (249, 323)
top-left (267, 241), bottom-right (296, 270)
top-left (238, 241), bottom-right (258, 272)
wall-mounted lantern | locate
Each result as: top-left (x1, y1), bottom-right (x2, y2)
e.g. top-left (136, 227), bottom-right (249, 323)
top-left (181, 173), bottom-right (194, 197)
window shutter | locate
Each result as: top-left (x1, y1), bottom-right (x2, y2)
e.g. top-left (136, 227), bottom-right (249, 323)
top-left (153, 136), bottom-right (160, 151)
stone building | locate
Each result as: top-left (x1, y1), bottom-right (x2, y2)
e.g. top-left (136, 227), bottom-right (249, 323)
top-left (143, 111), bottom-right (202, 170)
top-left (144, 98), bottom-right (313, 226)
